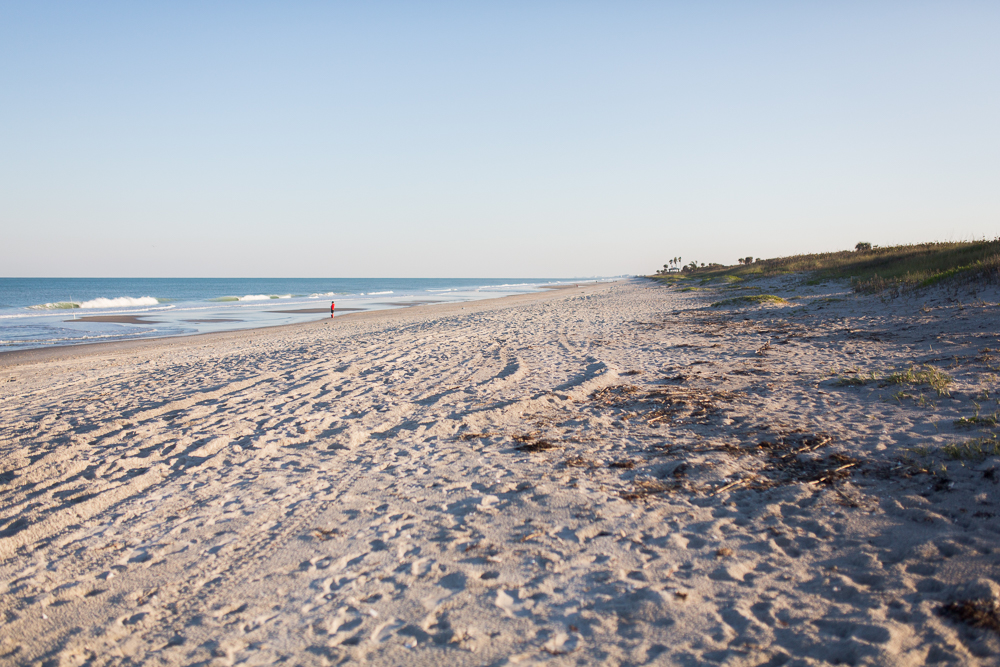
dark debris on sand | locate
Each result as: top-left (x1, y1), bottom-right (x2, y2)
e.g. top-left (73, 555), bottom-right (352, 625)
top-left (939, 598), bottom-right (1000, 635)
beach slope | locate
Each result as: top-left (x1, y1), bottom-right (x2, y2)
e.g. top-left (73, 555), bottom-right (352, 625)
top-left (1, 278), bottom-right (998, 665)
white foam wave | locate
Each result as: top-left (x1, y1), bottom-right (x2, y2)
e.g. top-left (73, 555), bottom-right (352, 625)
top-left (308, 292), bottom-right (348, 298)
top-left (80, 296), bottom-right (161, 309)
top-left (28, 296), bottom-right (162, 310)
top-left (365, 290), bottom-right (393, 295)
top-left (239, 294), bottom-right (292, 301)
top-left (26, 301), bottom-right (78, 310)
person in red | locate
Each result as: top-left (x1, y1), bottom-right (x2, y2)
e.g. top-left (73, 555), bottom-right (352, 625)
top-left (330, 301), bottom-right (335, 318)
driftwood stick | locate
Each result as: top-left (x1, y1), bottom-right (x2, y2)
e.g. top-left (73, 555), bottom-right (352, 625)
top-left (809, 463), bottom-right (856, 485)
top-left (711, 479), bottom-right (747, 496)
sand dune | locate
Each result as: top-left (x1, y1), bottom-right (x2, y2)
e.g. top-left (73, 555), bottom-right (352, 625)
top-left (1, 278), bottom-right (998, 665)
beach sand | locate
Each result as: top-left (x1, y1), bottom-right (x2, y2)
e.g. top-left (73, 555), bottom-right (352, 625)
top-left (2, 278), bottom-right (999, 665)
top-left (376, 301), bottom-right (445, 308)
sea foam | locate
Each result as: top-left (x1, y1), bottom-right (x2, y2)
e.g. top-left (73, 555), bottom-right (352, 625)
top-left (29, 296), bottom-right (161, 310)
top-left (209, 294), bottom-right (292, 302)
top-left (238, 294), bottom-right (292, 301)
top-left (79, 296), bottom-right (161, 309)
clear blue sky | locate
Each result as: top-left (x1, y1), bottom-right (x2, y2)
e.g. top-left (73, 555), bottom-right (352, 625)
top-left (2, 2), bottom-right (998, 277)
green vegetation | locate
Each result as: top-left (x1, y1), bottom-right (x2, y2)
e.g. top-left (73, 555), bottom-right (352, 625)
top-left (955, 404), bottom-right (1000, 428)
top-left (699, 275), bottom-right (742, 285)
top-left (942, 435), bottom-right (1000, 461)
top-left (711, 294), bottom-right (787, 308)
top-left (891, 390), bottom-right (933, 407)
top-left (649, 238), bottom-right (1000, 293)
top-left (648, 273), bottom-right (691, 286)
top-left (833, 364), bottom-right (952, 397)
top-left (835, 371), bottom-right (880, 387)
top-left (884, 365), bottom-right (953, 397)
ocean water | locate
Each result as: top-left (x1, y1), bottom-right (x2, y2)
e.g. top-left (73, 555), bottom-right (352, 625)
top-left (0, 277), bottom-right (602, 352)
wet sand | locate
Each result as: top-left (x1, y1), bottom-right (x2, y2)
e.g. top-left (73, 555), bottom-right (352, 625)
top-left (270, 308), bottom-right (366, 314)
top-left (64, 315), bottom-right (163, 325)
top-left (375, 300), bottom-right (445, 307)
top-left (182, 318), bottom-right (242, 323)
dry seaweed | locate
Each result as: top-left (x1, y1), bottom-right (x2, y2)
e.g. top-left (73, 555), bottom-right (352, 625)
top-left (564, 456), bottom-right (598, 468)
top-left (458, 431), bottom-right (496, 441)
top-left (592, 384), bottom-right (742, 426)
top-left (514, 435), bottom-right (560, 453)
top-left (939, 598), bottom-right (1000, 635)
top-left (621, 478), bottom-right (681, 501)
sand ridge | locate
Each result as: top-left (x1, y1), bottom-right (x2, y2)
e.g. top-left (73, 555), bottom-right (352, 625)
top-left (1, 278), bottom-right (999, 665)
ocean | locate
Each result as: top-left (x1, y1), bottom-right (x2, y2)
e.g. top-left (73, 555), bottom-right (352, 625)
top-left (0, 277), bottom-right (602, 352)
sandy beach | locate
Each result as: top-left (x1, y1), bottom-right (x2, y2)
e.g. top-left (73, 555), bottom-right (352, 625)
top-left (1, 277), bottom-right (999, 665)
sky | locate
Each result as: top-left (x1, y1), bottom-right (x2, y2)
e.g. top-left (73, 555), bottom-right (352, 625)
top-left (1, 2), bottom-right (998, 278)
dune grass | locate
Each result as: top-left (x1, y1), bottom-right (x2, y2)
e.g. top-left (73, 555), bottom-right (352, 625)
top-left (650, 238), bottom-right (1000, 293)
top-left (942, 435), bottom-right (1000, 461)
top-left (834, 371), bottom-right (880, 387)
top-left (955, 405), bottom-right (1000, 428)
top-left (832, 365), bottom-right (952, 396)
top-left (883, 365), bottom-right (953, 397)
top-left (711, 294), bottom-right (787, 308)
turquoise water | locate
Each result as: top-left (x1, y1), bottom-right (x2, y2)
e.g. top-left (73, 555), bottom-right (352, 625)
top-left (0, 277), bottom-right (603, 351)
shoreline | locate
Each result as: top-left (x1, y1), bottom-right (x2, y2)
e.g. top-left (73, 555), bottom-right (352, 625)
top-left (1, 278), bottom-right (606, 360)
top-left (0, 282), bottom-right (616, 368)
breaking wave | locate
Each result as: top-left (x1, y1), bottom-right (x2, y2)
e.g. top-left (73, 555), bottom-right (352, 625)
top-left (27, 301), bottom-right (79, 310)
top-left (209, 294), bottom-right (292, 302)
top-left (308, 292), bottom-right (351, 298)
top-left (240, 294), bottom-right (292, 301)
top-left (28, 296), bottom-right (162, 310)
